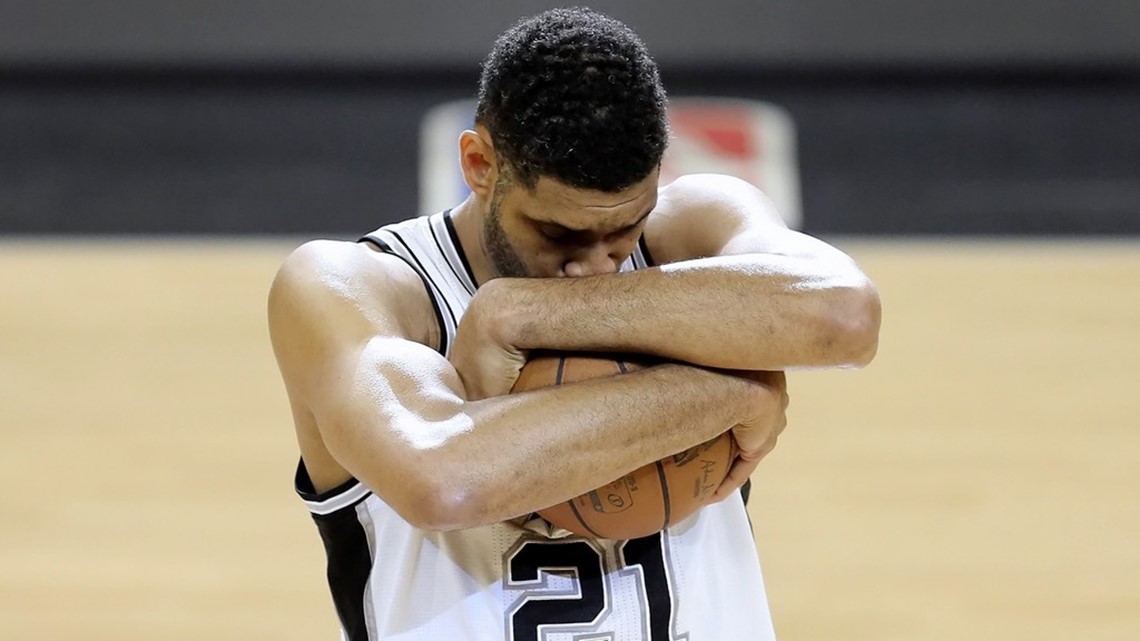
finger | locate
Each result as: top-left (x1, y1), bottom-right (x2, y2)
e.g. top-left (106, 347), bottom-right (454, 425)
top-left (733, 423), bottom-right (780, 460)
top-left (773, 412), bottom-right (788, 437)
top-left (711, 458), bottom-right (758, 502)
top-left (710, 455), bottom-right (761, 503)
top-left (754, 434), bottom-right (778, 460)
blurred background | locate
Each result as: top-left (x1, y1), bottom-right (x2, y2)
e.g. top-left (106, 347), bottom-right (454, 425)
top-left (3, 0), bottom-right (1139, 236)
top-left (1, 1), bottom-right (1137, 640)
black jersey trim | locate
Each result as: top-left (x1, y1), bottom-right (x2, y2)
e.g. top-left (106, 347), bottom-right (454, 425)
top-left (360, 233), bottom-right (451, 357)
top-left (384, 228), bottom-right (460, 343)
top-left (638, 234), bottom-right (658, 267)
top-left (443, 209), bottom-right (479, 290)
top-left (295, 460), bottom-right (372, 514)
top-left (429, 211), bottom-right (476, 296)
top-left (741, 478), bottom-right (754, 532)
top-left (313, 500), bottom-right (373, 641)
top-left (295, 459), bottom-right (359, 503)
top-left (296, 460), bottom-right (373, 640)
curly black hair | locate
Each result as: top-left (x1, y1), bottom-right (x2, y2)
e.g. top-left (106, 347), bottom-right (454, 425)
top-left (475, 7), bottom-right (669, 192)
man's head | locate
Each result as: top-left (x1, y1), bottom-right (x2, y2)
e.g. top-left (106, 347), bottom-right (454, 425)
top-left (475, 7), bottom-right (669, 192)
top-left (462, 7), bottom-right (668, 279)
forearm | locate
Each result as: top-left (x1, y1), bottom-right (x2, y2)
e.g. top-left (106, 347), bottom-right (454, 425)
top-left (421, 364), bottom-right (747, 530)
top-left (487, 253), bottom-right (880, 370)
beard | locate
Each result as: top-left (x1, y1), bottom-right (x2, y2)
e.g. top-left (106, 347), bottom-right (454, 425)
top-left (482, 190), bottom-right (531, 279)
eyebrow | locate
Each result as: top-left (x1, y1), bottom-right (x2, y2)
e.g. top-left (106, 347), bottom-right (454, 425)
top-left (533, 206), bottom-right (654, 234)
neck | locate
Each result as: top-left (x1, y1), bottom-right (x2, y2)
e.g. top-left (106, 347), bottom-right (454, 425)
top-left (448, 196), bottom-right (496, 288)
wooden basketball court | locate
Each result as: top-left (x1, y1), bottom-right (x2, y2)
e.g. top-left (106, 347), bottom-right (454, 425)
top-left (1, 238), bottom-right (1137, 640)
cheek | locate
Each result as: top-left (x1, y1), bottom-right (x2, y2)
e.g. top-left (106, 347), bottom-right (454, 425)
top-left (524, 246), bottom-right (571, 277)
top-left (498, 223), bottom-right (560, 274)
top-left (612, 233), bottom-right (641, 258)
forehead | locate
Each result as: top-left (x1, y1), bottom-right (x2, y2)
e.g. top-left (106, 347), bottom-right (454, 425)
top-left (509, 173), bottom-right (659, 230)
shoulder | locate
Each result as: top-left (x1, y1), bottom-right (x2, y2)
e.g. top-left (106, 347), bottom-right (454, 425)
top-left (269, 239), bottom-right (419, 313)
top-left (644, 173), bottom-right (785, 263)
top-left (268, 238), bottom-right (436, 347)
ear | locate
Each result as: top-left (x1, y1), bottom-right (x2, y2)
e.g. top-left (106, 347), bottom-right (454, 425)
top-left (458, 126), bottom-right (499, 199)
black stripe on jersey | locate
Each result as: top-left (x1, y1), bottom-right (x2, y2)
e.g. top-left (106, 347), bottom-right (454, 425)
top-left (443, 209), bottom-right (479, 290)
top-left (360, 233), bottom-right (452, 357)
top-left (314, 506), bottom-right (373, 641)
top-left (637, 234), bottom-right (657, 267)
top-left (385, 228), bottom-right (460, 334)
top-left (295, 463), bottom-right (372, 641)
top-left (429, 213), bottom-right (475, 296)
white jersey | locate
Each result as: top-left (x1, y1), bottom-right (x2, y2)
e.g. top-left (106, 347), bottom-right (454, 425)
top-left (295, 210), bottom-right (777, 641)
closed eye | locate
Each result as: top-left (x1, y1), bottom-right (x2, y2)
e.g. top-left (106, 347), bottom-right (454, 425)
top-left (608, 218), bottom-right (648, 240)
top-left (538, 225), bottom-right (573, 243)
top-left (535, 210), bottom-right (651, 245)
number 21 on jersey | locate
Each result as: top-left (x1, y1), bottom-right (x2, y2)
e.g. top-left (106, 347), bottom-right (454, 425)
top-left (503, 532), bottom-right (686, 641)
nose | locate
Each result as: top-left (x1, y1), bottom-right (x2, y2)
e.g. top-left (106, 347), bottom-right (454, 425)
top-left (562, 243), bottom-right (620, 277)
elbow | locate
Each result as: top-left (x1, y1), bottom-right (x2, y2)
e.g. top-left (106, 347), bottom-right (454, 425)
top-left (387, 457), bottom-right (488, 532)
top-left (413, 485), bottom-right (485, 533)
top-left (826, 278), bottom-right (881, 369)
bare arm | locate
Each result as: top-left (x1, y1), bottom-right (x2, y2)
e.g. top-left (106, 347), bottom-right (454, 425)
top-left (456, 174), bottom-right (880, 394)
top-left (268, 240), bottom-right (775, 531)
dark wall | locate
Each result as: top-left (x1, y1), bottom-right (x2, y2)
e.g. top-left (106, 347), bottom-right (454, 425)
top-left (4, 1), bottom-right (1140, 67)
top-left (1, 2), bottom-right (1138, 236)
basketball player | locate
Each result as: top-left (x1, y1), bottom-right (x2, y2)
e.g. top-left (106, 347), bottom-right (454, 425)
top-left (268, 8), bottom-right (880, 640)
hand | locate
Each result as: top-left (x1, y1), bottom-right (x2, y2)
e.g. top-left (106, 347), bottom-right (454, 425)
top-left (711, 370), bottom-right (789, 502)
top-left (449, 282), bottom-right (528, 400)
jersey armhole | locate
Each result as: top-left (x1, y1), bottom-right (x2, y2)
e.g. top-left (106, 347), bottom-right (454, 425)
top-left (358, 235), bottom-right (449, 356)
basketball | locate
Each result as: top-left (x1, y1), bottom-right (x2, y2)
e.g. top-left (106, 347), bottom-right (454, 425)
top-left (511, 352), bottom-right (737, 540)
